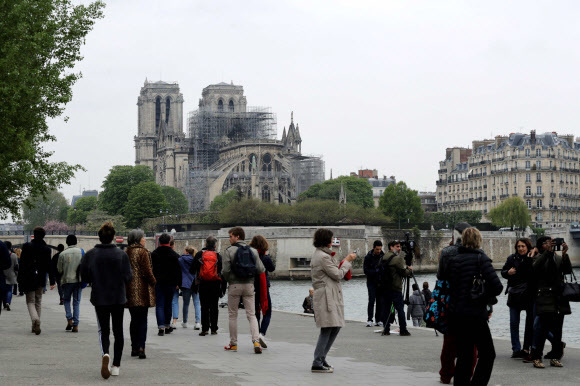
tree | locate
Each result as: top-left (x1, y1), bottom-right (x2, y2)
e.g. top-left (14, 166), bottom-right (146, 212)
top-left (83, 210), bottom-right (126, 232)
top-left (22, 190), bottom-right (69, 230)
top-left (44, 220), bottom-right (69, 232)
top-left (124, 182), bottom-right (167, 228)
top-left (0, 1), bottom-right (105, 219)
top-left (209, 190), bottom-right (240, 211)
top-left (99, 165), bottom-right (155, 216)
top-left (299, 176), bottom-right (374, 208)
top-left (160, 186), bottom-right (189, 215)
top-left (425, 210), bottom-right (482, 228)
top-left (488, 197), bottom-right (531, 229)
top-left (67, 196), bottom-right (98, 225)
top-left (379, 181), bottom-right (424, 227)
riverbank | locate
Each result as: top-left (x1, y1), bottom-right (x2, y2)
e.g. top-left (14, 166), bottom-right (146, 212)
top-left (1, 288), bottom-right (578, 385)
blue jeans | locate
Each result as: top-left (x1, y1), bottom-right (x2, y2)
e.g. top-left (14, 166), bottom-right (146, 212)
top-left (4, 284), bottom-right (15, 306)
top-left (181, 288), bottom-right (200, 324)
top-left (255, 290), bottom-right (272, 335)
top-left (62, 283), bottom-right (82, 326)
top-left (155, 284), bottom-right (175, 329)
top-left (384, 290), bottom-right (407, 331)
top-left (509, 305), bottom-right (534, 353)
top-left (172, 289), bottom-right (179, 319)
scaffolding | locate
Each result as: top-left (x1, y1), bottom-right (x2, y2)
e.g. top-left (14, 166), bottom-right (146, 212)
top-left (291, 155), bottom-right (325, 195)
top-left (186, 107), bottom-right (277, 211)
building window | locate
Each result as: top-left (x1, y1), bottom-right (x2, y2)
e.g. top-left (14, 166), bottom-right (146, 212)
top-left (218, 99), bottom-right (224, 111)
top-left (536, 161), bottom-right (541, 169)
top-left (526, 173), bottom-right (531, 183)
top-left (514, 186), bottom-right (517, 194)
top-left (525, 161), bottom-right (531, 169)
top-left (229, 99), bottom-right (234, 112)
top-left (155, 96), bottom-right (161, 130)
top-left (165, 97), bottom-right (171, 123)
top-left (537, 200), bottom-right (542, 208)
top-left (526, 200), bottom-right (531, 209)
top-left (538, 212), bottom-right (543, 221)
top-left (525, 148), bottom-right (531, 157)
top-left (262, 185), bottom-right (271, 202)
top-left (537, 186), bottom-right (542, 194)
top-left (537, 173), bottom-right (541, 182)
top-left (526, 186), bottom-right (531, 195)
top-left (536, 149), bottom-right (541, 157)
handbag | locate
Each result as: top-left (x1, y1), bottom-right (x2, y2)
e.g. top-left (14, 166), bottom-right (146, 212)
top-left (471, 254), bottom-right (498, 305)
top-left (507, 282), bottom-right (529, 309)
top-left (562, 270), bottom-right (580, 302)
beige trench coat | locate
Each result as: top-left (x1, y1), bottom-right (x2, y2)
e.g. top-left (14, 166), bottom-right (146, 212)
top-left (311, 247), bottom-right (352, 328)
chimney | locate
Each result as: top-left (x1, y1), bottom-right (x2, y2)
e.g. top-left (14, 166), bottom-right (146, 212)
top-left (531, 130), bottom-right (536, 145)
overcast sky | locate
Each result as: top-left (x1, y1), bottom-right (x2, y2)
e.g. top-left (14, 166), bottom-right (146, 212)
top-left (46, 0), bottom-right (580, 204)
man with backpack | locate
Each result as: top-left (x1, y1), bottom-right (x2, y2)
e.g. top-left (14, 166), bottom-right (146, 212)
top-left (363, 240), bottom-right (384, 327)
top-left (191, 236), bottom-right (223, 336)
top-left (222, 227), bottom-right (265, 354)
top-left (378, 240), bottom-right (412, 336)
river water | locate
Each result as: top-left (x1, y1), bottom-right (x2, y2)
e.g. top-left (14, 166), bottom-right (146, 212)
top-left (269, 269), bottom-right (580, 345)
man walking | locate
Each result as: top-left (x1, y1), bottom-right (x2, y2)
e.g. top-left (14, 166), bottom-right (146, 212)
top-left (363, 240), bottom-right (384, 327)
top-left (17, 227), bottom-right (54, 334)
top-left (222, 227), bottom-right (265, 353)
top-left (58, 235), bottom-right (84, 332)
top-left (380, 240), bottom-right (412, 336)
top-left (151, 233), bottom-right (181, 336)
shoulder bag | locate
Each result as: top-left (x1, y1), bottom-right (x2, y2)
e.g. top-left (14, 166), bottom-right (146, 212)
top-left (562, 270), bottom-right (580, 302)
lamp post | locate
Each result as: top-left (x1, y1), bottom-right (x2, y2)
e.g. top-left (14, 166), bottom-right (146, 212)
top-left (74, 207), bottom-right (77, 235)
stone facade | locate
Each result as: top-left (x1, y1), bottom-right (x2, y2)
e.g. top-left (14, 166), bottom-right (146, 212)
top-left (437, 131), bottom-right (580, 228)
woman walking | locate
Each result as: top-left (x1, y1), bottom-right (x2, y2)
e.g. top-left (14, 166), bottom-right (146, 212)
top-left (178, 246), bottom-right (201, 329)
top-left (448, 227), bottom-right (503, 385)
top-left (125, 229), bottom-right (156, 360)
top-left (2, 241), bottom-right (18, 311)
top-left (80, 222), bottom-right (132, 379)
top-left (501, 238), bottom-right (534, 359)
top-left (310, 228), bottom-right (357, 373)
top-left (250, 235), bottom-right (275, 348)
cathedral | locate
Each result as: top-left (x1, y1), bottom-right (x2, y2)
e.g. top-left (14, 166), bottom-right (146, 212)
top-left (134, 80), bottom-right (324, 211)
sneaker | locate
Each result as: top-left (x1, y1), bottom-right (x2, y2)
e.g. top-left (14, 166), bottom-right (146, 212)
top-left (211, 330), bottom-right (218, 335)
top-left (254, 341), bottom-right (262, 354)
top-left (511, 350), bottom-right (525, 359)
top-left (165, 327), bottom-right (173, 334)
top-left (170, 321), bottom-right (177, 329)
top-left (311, 365), bottom-right (333, 373)
top-left (66, 319), bottom-right (73, 331)
top-left (138, 349), bottom-right (146, 359)
top-left (258, 334), bottom-right (268, 349)
top-left (322, 361), bottom-right (333, 370)
top-left (522, 354), bottom-right (533, 363)
top-left (366, 321), bottom-right (373, 327)
top-left (101, 354), bottom-right (111, 379)
top-left (399, 330), bottom-right (411, 336)
top-left (194, 322), bottom-right (201, 330)
top-left (110, 366), bottom-right (119, 376)
top-left (532, 359), bottom-right (545, 368)
top-left (131, 350), bottom-right (139, 357)
top-left (199, 331), bottom-right (208, 336)
top-left (182, 322), bottom-right (188, 328)
top-left (72, 325), bottom-right (78, 333)
top-left (550, 358), bottom-right (563, 367)
top-left (224, 344), bottom-right (237, 352)
top-left (377, 321), bottom-right (383, 327)
top-left (33, 320), bottom-right (41, 335)
top-left (158, 329), bottom-right (165, 336)
top-left (4, 304), bottom-right (10, 311)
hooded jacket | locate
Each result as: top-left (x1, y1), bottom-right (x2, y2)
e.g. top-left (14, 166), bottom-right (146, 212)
top-left (151, 246), bottom-right (182, 287)
top-left (17, 239), bottom-right (54, 293)
top-left (379, 251), bottom-right (412, 292)
top-left (363, 249), bottom-right (384, 284)
top-left (178, 254), bottom-right (195, 289)
top-left (408, 290), bottom-right (426, 318)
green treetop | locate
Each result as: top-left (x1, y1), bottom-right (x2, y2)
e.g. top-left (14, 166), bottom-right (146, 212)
top-left (379, 181), bottom-right (424, 227)
top-left (98, 165), bottom-right (155, 216)
top-left (299, 176), bottom-right (374, 208)
top-left (488, 196), bottom-right (531, 229)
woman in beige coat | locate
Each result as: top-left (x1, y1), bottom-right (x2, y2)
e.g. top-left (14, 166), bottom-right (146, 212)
top-left (310, 228), bottom-right (357, 373)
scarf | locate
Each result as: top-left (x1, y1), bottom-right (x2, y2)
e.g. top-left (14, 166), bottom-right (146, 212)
top-left (256, 250), bottom-right (269, 314)
top-left (318, 247), bottom-right (351, 281)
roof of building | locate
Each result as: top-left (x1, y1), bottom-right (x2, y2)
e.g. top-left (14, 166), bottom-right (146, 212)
top-left (474, 132), bottom-right (576, 154)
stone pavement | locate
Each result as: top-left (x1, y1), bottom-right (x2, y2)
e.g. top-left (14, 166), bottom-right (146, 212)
top-left (0, 288), bottom-right (579, 385)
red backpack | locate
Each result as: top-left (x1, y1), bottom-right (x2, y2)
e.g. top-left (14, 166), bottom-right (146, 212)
top-left (199, 251), bottom-right (220, 281)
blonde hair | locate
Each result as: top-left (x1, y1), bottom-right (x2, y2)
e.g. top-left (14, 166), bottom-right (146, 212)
top-left (185, 246), bottom-right (196, 255)
top-left (462, 227), bottom-right (482, 249)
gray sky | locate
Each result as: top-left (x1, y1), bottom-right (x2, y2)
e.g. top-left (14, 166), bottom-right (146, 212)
top-left (46, 0), bottom-right (580, 204)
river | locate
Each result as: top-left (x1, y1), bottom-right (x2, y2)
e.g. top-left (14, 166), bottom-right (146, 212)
top-left (269, 269), bottom-right (580, 345)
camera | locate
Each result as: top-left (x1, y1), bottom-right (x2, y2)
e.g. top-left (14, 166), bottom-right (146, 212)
top-left (553, 238), bottom-right (565, 251)
top-left (400, 232), bottom-right (416, 266)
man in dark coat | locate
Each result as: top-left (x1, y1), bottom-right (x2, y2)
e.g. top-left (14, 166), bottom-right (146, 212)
top-left (17, 227), bottom-right (54, 334)
top-left (0, 240), bottom-right (12, 316)
top-left (363, 240), bottom-right (384, 327)
top-left (151, 233), bottom-right (182, 336)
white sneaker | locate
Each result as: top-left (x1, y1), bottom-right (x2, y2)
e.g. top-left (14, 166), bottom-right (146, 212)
top-left (377, 321), bottom-right (384, 327)
top-left (110, 366), bottom-right (119, 376)
top-left (258, 333), bottom-right (268, 348)
top-left (194, 322), bottom-right (201, 330)
top-left (366, 321), bottom-right (373, 327)
top-left (170, 321), bottom-right (177, 329)
top-left (182, 322), bottom-right (188, 328)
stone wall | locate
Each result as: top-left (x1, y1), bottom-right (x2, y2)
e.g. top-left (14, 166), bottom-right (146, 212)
top-left (4, 225), bottom-right (578, 280)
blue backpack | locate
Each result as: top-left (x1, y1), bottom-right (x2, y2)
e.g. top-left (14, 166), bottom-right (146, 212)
top-left (231, 244), bottom-right (257, 279)
top-left (424, 279), bottom-right (451, 334)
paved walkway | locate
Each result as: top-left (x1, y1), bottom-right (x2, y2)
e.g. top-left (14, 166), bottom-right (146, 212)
top-left (0, 288), bottom-right (579, 385)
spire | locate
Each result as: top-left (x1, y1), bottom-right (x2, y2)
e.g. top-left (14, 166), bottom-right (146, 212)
top-left (282, 126), bottom-right (287, 142)
top-left (291, 111), bottom-right (294, 124)
top-left (330, 168), bottom-right (333, 179)
top-left (295, 124), bottom-right (301, 141)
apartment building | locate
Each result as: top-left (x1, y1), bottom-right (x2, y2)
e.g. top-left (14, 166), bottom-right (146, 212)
top-left (436, 131), bottom-right (580, 228)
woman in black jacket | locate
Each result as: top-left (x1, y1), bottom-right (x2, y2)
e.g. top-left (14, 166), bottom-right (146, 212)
top-left (448, 227), bottom-right (503, 386)
top-left (501, 238), bottom-right (534, 358)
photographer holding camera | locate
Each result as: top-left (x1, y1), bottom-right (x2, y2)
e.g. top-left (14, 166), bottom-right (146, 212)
top-left (378, 240), bottom-right (412, 336)
top-left (529, 236), bottom-right (572, 369)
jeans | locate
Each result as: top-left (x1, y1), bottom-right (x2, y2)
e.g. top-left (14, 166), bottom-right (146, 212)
top-left (128, 307), bottom-right (148, 350)
top-left (366, 280), bottom-right (382, 322)
top-left (25, 288), bottom-right (43, 324)
top-left (255, 290), bottom-right (272, 335)
top-left (199, 281), bottom-right (220, 332)
top-left (56, 277), bottom-right (63, 301)
top-left (454, 316), bottom-right (496, 386)
top-left (172, 289), bottom-right (179, 319)
top-left (227, 283), bottom-right (259, 345)
top-left (95, 304), bottom-right (124, 367)
top-left (61, 283), bottom-right (82, 326)
top-left (181, 288), bottom-right (201, 324)
top-left (3, 284), bottom-right (15, 306)
top-left (313, 327), bottom-right (341, 367)
top-left (155, 284), bottom-right (175, 329)
top-left (384, 290), bottom-right (407, 332)
top-left (509, 305), bottom-right (534, 353)
top-left (532, 313), bottom-right (564, 360)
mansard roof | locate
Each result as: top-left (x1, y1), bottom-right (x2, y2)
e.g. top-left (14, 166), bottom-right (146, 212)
top-left (473, 132), bottom-right (576, 154)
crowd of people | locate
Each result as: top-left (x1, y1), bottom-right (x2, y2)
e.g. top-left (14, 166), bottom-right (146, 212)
top-left (0, 222), bottom-right (576, 383)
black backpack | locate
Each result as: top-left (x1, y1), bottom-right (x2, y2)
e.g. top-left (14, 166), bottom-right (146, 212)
top-left (376, 254), bottom-right (395, 289)
top-left (231, 244), bottom-right (257, 279)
